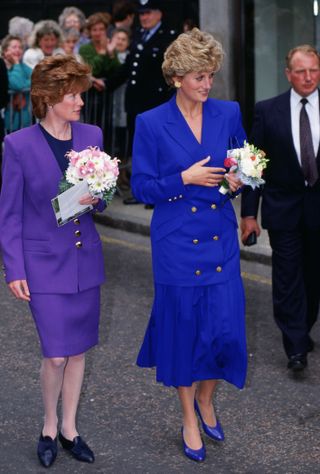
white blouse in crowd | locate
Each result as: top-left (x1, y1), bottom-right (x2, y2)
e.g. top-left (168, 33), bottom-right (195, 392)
top-left (23, 47), bottom-right (65, 69)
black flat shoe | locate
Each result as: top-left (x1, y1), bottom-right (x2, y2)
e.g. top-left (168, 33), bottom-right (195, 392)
top-left (287, 353), bottom-right (307, 372)
top-left (58, 432), bottom-right (94, 463)
top-left (123, 196), bottom-right (140, 205)
top-left (37, 433), bottom-right (58, 468)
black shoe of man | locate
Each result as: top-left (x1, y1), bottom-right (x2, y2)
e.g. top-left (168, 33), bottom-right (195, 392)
top-left (287, 353), bottom-right (308, 372)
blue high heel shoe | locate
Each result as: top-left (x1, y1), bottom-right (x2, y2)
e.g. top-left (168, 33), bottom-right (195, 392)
top-left (194, 399), bottom-right (225, 441)
top-left (181, 427), bottom-right (206, 462)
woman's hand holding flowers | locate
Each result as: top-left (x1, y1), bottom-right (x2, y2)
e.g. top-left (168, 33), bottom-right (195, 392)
top-left (181, 156), bottom-right (226, 187)
top-left (79, 192), bottom-right (99, 206)
top-left (224, 172), bottom-right (243, 192)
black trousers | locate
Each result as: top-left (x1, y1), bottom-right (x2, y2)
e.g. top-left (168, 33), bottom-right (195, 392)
top-left (268, 227), bottom-right (320, 357)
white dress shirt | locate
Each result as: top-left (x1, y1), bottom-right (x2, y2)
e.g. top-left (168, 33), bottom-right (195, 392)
top-left (290, 88), bottom-right (320, 165)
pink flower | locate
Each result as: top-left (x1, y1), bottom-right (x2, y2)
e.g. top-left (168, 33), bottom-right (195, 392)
top-left (224, 157), bottom-right (238, 168)
top-left (66, 150), bottom-right (80, 166)
top-left (86, 160), bottom-right (95, 173)
top-left (91, 147), bottom-right (102, 157)
top-left (79, 165), bottom-right (88, 176)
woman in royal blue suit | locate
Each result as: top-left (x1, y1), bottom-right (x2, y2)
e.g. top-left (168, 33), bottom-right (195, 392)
top-left (0, 56), bottom-right (106, 467)
top-left (132, 29), bottom-right (247, 462)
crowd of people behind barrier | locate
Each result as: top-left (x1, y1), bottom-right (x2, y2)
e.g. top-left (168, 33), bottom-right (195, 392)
top-left (0, 3), bottom-right (136, 188)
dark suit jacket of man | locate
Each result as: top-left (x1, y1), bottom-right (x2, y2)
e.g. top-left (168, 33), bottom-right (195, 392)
top-left (241, 89), bottom-right (320, 230)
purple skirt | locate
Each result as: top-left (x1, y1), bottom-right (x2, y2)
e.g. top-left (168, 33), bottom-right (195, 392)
top-left (29, 287), bottom-right (100, 357)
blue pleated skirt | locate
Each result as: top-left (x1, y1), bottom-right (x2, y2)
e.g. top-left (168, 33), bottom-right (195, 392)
top-left (137, 277), bottom-right (247, 388)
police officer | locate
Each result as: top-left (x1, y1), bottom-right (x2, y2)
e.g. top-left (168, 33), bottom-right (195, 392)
top-left (108, 0), bottom-right (177, 204)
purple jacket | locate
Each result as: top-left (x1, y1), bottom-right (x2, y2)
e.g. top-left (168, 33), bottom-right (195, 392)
top-left (0, 122), bottom-right (106, 294)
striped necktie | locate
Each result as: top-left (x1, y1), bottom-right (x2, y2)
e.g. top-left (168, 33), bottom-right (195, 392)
top-left (141, 30), bottom-right (149, 43)
top-left (300, 98), bottom-right (318, 186)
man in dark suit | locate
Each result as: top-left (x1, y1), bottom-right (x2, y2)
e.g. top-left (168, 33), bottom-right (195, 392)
top-left (241, 45), bottom-right (320, 372)
top-left (108, 0), bottom-right (177, 205)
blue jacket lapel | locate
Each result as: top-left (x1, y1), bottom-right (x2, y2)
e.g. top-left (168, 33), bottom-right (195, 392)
top-left (201, 99), bottom-right (223, 159)
top-left (163, 95), bottom-right (222, 165)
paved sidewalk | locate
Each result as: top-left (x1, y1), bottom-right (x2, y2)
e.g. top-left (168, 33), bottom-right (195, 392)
top-left (95, 194), bottom-right (272, 265)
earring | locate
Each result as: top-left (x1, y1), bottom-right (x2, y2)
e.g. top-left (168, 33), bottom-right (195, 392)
top-left (174, 81), bottom-right (181, 88)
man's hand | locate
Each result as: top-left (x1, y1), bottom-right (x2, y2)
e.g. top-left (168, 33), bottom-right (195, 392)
top-left (240, 217), bottom-right (261, 244)
top-left (91, 77), bottom-right (106, 92)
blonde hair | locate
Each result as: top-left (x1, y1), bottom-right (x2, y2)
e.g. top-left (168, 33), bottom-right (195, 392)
top-left (162, 28), bottom-right (224, 86)
top-left (286, 44), bottom-right (320, 69)
top-left (31, 55), bottom-right (91, 119)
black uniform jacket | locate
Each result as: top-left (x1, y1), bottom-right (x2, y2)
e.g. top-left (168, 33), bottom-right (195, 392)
top-left (108, 24), bottom-right (178, 115)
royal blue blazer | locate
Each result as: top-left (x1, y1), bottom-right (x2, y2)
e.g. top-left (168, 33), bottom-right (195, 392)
top-left (131, 95), bottom-right (246, 286)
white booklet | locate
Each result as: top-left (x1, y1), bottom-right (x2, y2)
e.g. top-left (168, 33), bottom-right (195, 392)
top-left (51, 181), bottom-right (93, 227)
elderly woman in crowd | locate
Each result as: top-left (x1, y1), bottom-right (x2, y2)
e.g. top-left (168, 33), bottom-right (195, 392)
top-left (1, 34), bottom-right (32, 132)
top-left (8, 16), bottom-right (34, 51)
top-left (132, 28), bottom-right (247, 463)
top-left (0, 55), bottom-right (106, 467)
top-left (79, 12), bottom-right (119, 92)
top-left (23, 19), bottom-right (64, 69)
top-left (61, 28), bottom-right (82, 63)
top-left (58, 6), bottom-right (89, 53)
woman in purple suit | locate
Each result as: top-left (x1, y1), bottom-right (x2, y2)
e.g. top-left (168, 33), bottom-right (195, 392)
top-left (0, 55), bottom-right (105, 467)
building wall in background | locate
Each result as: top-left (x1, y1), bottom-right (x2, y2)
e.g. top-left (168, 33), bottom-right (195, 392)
top-left (199, 0), bottom-right (236, 101)
top-left (254, 0), bottom-right (314, 102)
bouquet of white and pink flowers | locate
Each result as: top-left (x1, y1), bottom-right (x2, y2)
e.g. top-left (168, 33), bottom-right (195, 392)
top-left (59, 146), bottom-right (119, 205)
top-left (219, 141), bottom-right (268, 195)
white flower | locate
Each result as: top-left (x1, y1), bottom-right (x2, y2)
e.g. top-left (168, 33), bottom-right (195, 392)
top-left (239, 158), bottom-right (255, 176)
top-left (66, 166), bottom-right (79, 184)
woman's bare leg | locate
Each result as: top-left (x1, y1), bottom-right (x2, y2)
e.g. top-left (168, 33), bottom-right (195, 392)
top-left (60, 353), bottom-right (85, 440)
top-left (40, 357), bottom-right (67, 439)
top-left (178, 383), bottom-right (202, 449)
top-left (196, 379), bottom-right (219, 426)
